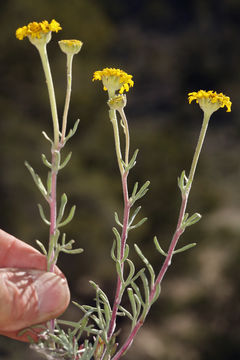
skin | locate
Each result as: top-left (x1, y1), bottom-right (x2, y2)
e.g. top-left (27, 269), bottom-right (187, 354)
top-left (0, 229), bottom-right (70, 342)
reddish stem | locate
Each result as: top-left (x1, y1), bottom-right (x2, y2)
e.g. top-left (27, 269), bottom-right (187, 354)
top-left (107, 171), bottom-right (130, 340)
top-left (112, 193), bottom-right (188, 360)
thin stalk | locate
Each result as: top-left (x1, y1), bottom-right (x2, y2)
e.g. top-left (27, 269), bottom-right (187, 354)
top-left (107, 172), bottom-right (130, 340)
top-left (60, 54), bottom-right (73, 145)
top-left (109, 109), bottom-right (124, 175)
top-left (37, 44), bottom-right (61, 342)
top-left (37, 44), bottom-right (60, 148)
top-left (186, 112), bottom-right (210, 191)
top-left (113, 111), bottom-right (211, 359)
top-left (106, 108), bottom-right (131, 344)
top-left (47, 150), bottom-right (59, 272)
top-left (118, 108), bottom-right (130, 166)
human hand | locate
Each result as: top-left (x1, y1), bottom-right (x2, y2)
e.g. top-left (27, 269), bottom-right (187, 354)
top-left (0, 229), bottom-right (70, 342)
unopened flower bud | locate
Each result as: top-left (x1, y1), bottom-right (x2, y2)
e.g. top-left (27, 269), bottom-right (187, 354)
top-left (58, 40), bottom-right (83, 56)
top-left (108, 94), bottom-right (127, 111)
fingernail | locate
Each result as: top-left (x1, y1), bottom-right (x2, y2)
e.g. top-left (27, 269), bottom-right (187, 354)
top-left (34, 272), bottom-right (70, 320)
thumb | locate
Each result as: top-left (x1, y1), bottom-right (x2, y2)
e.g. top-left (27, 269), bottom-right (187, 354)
top-left (0, 268), bottom-right (70, 332)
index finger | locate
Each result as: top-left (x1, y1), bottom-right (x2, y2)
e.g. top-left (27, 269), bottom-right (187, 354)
top-left (0, 229), bottom-right (48, 271)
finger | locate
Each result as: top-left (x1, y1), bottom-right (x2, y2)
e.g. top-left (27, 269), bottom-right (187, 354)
top-left (0, 268), bottom-right (70, 333)
top-left (0, 229), bottom-right (48, 270)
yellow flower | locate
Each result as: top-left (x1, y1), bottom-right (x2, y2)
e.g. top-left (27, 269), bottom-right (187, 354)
top-left (92, 68), bottom-right (134, 98)
top-left (58, 40), bottom-right (83, 55)
top-left (16, 19), bottom-right (62, 40)
top-left (188, 90), bottom-right (232, 115)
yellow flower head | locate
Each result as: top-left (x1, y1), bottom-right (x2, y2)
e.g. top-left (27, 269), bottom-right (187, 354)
top-left (16, 19), bottom-right (62, 41)
top-left (59, 39), bottom-right (83, 55)
top-left (188, 90), bottom-right (232, 115)
top-left (92, 68), bottom-right (134, 98)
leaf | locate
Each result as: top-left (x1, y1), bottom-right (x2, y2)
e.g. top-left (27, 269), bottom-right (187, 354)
top-left (41, 153), bottom-right (52, 168)
top-left (131, 180), bottom-right (150, 204)
top-left (114, 212), bottom-right (123, 228)
top-left (177, 170), bottom-right (188, 193)
top-left (42, 130), bottom-right (53, 144)
top-left (65, 119), bottom-right (80, 142)
top-left (184, 212), bottom-right (202, 228)
top-left (134, 244), bottom-right (155, 288)
top-left (173, 243), bottom-right (197, 254)
top-left (124, 259), bottom-right (135, 287)
top-left (58, 205), bottom-right (76, 228)
top-left (128, 206), bottom-right (141, 227)
top-left (25, 162), bottom-right (48, 200)
top-left (112, 227), bottom-right (121, 260)
top-left (122, 244), bottom-right (129, 262)
top-left (61, 247), bottom-right (84, 254)
top-left (153, 236), bottom-right (167, 257)
top-left (59, 152), bottom-right (72, 170)
top-left (130, 182), bottom-right (138, 201)
top-left (37, 204), bottom-right (50, 225)
top-left (116, 260), bottom-right (124, 283)
top-left (118, 305), bottom-right (133, 320)
top-left (57, 193), bottom-right (68, 225)
top-left (35, 239), bottom-right (47, 255)
top-left (125, 149), bottom-right (139, 172)
top-left (128, 217), bottom-right (148, 231)
top-left (111, 239), bottom-right (117, 262)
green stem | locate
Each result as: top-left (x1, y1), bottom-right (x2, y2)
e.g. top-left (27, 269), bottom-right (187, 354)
top-left (37, 44), bottom-right (60, 148)
top-left (187, 112), bottom-right (210, 192)
top-left (109, 109), bottom-right (124, 175)
top-left (118, 108), bottom-right (130, 166)
top-left (61, 54), bottom-right (73, 145)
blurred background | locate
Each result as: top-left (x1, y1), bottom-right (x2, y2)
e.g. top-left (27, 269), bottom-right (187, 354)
top-left (0, 0), bottom-right (240, 359)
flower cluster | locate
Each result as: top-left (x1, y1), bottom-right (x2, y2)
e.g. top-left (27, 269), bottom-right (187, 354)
top-left (188, 90), bottom-right (232, 114)
top-left (92, 68), bottom-right (134, 97)
top-left (16, 19), bottom-right (61, 40)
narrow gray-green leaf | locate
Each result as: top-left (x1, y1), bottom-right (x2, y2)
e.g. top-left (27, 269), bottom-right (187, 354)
top-left (57, 193), bottom-right (68, 225)
top-left (37, 204), bottom-right (50, 225)
top-left (58, 205), bottom-right (76, 228)
top-left (129, 206), bottom-right (141, 227)
top-left (111, 239), bottom-right (117, 262)
top-left (134, 244), bottom-right (155, 288)
top-left (116, 260), bottom-right (124, 283)
top-left (114, 212), bottom-right (123, 228)
top-left (61, 247), bottom-right (84, 254)
top-left (35, 239), bottom-right (47, 255)
top-left (154, 236), bottom-right (167, 257)
top-left (129, 217), bottom-right (148, 231)
top-left (112, 227), bottom-right (121, 260)
top-left (125, 149), bottom-right (139, 171)
top-left (41, 153), bottom-right (52, 168)
top-left (124, 259), bottom-right (135, 287)
top-left (173, 243), bottom-right (197, 254)
top-left (118, 305), bottom-right (133, 320)
top-left (42, 131), bottom-right (53, 144)
top-left (65, 119), bottom-right (80, 142)
top-left (59, 152), bottom-right (72, 170)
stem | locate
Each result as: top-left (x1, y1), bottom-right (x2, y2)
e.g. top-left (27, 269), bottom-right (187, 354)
top-left (187, 112), bottom-right (210, 191)
top-left (113, 110), bottom-right (211, 358)
top-left (108, 172), bottom-right (130, 340)
top-left (106, 107), bottom-right (131, 345)
top-left (112, 320), bottom-right (143, 360)
top-left (47, 149), bottom-right (59, 272)
top-left (109, 109), bottom-right (124, 175)
top-left (61, 54), bottom-right (73, 145)
top-left (37, 44), bottom-right (60, 148)
top-left (118, 108), bottom-right (130, 165)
